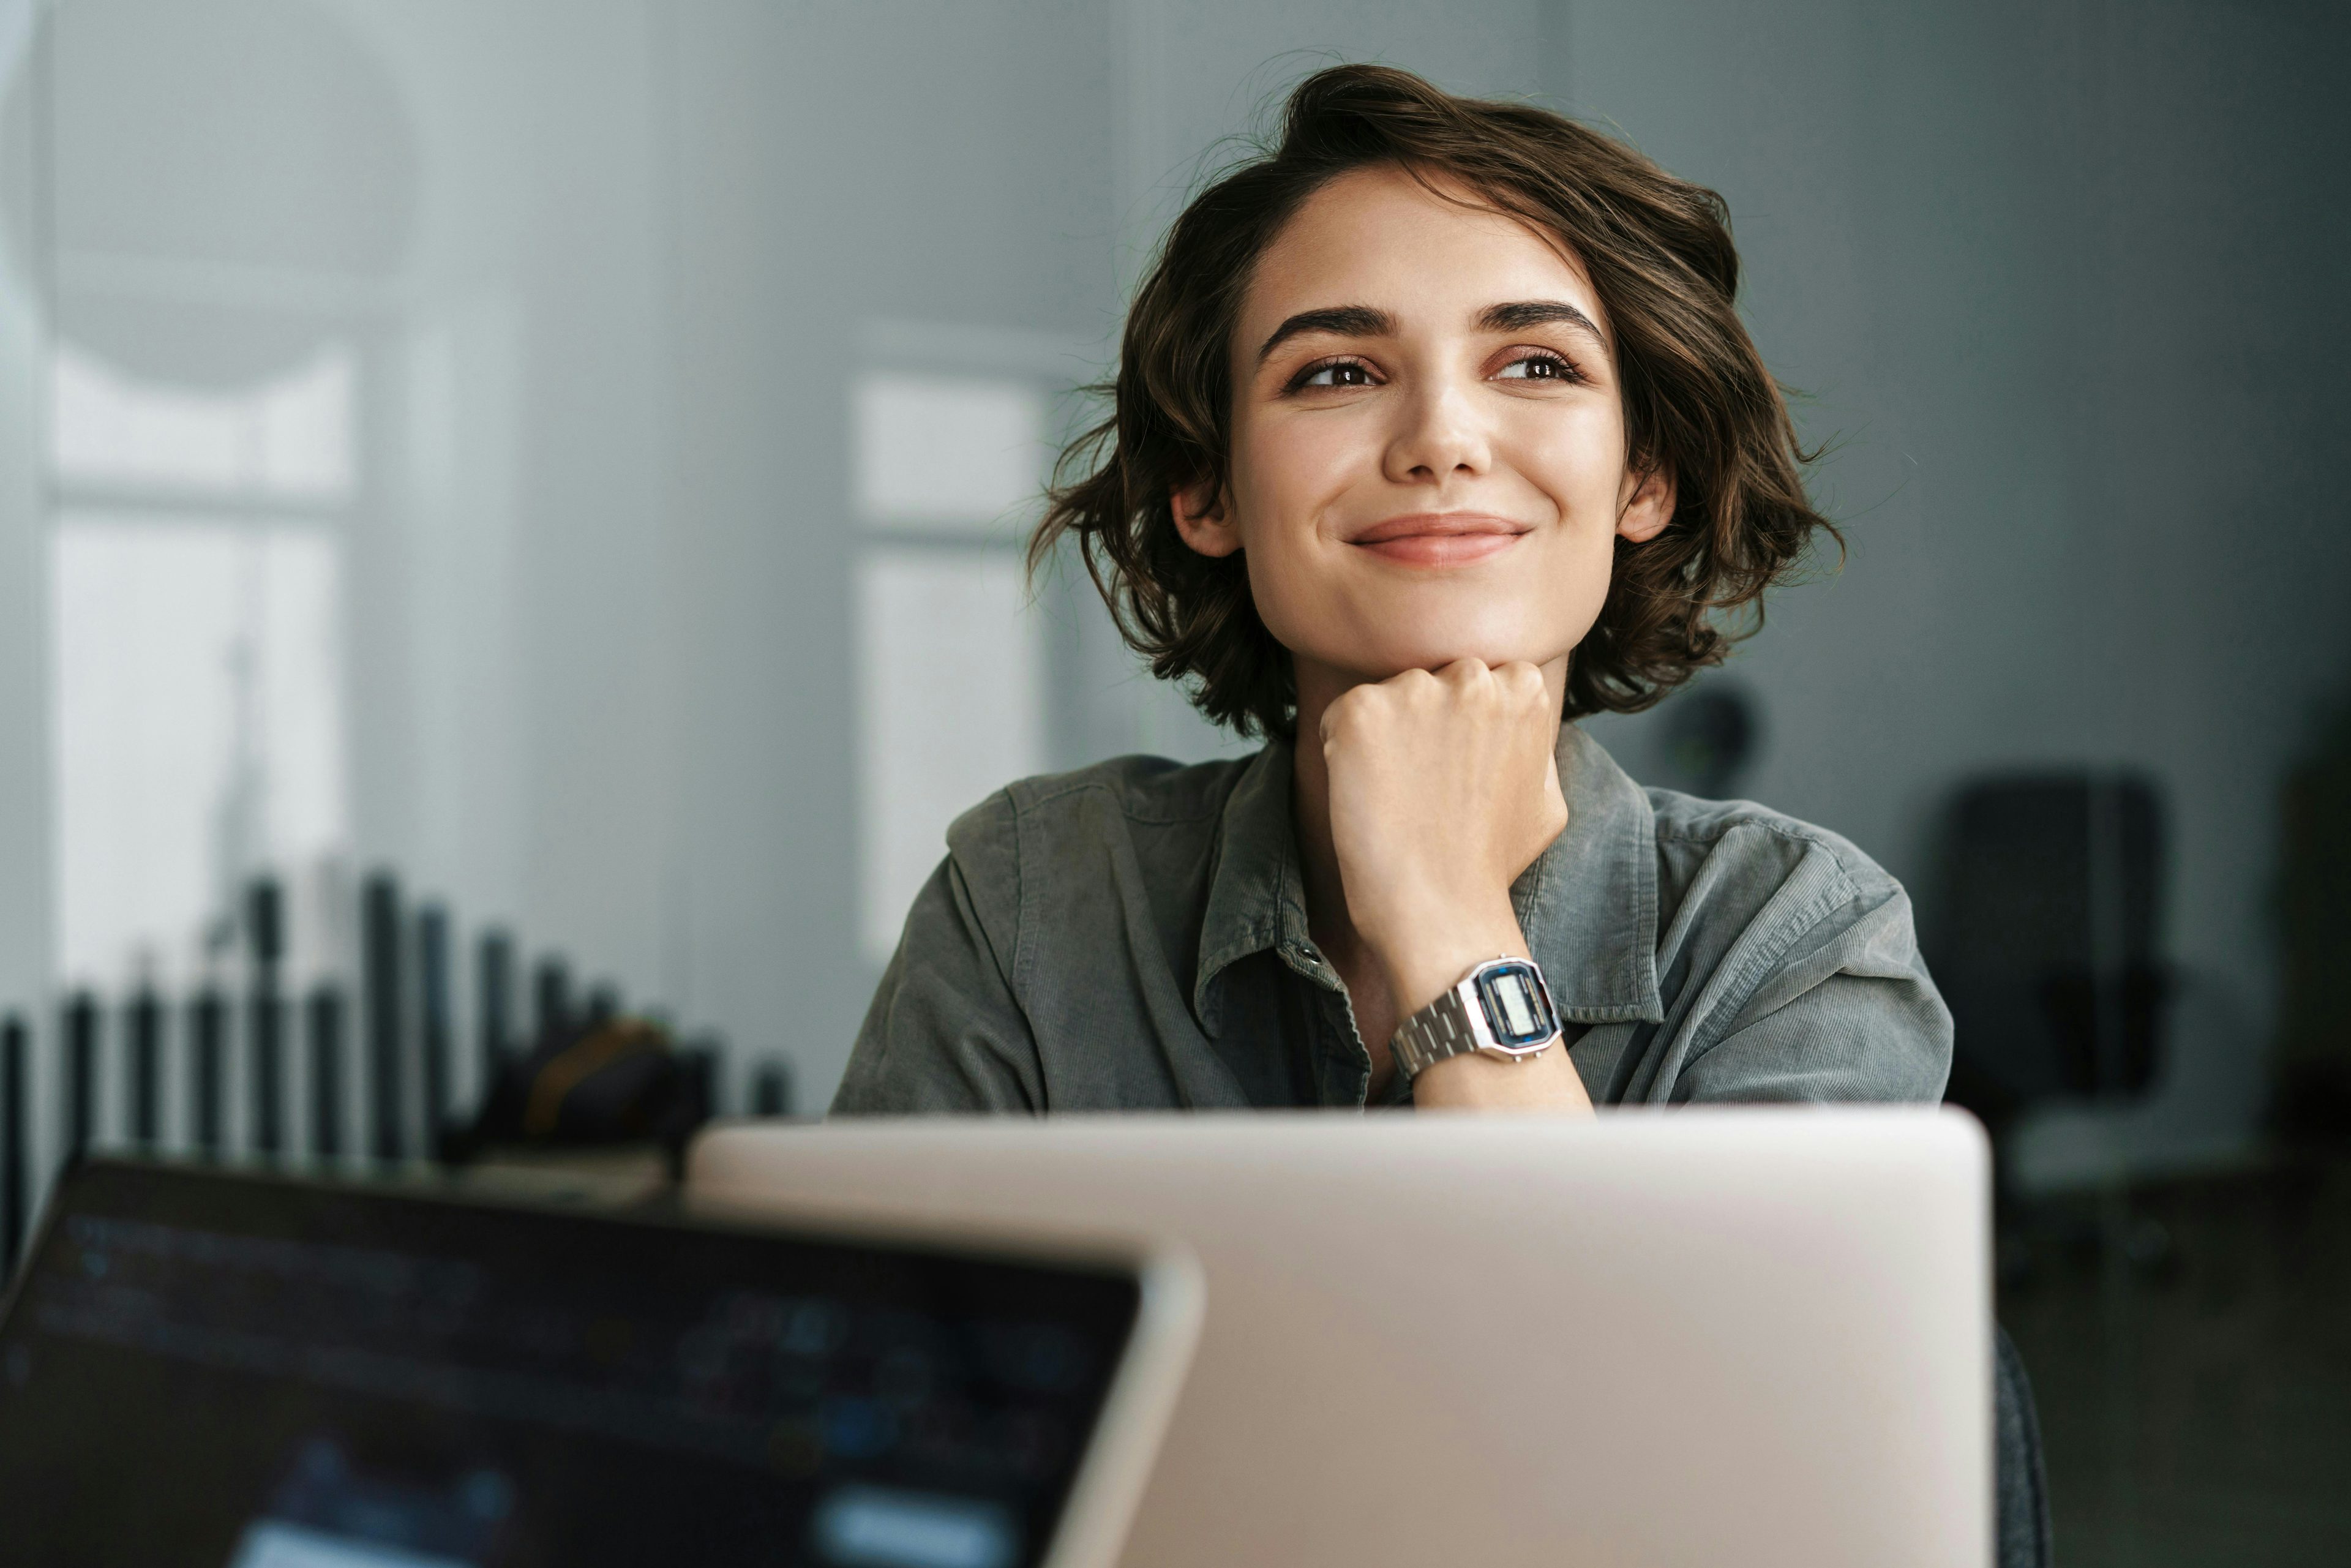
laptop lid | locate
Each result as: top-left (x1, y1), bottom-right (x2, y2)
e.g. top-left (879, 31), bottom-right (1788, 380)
top-left (0, 1159), bottom-right (1199, 1568)
top-left (691, 1108), bottom-right (1992, 1568)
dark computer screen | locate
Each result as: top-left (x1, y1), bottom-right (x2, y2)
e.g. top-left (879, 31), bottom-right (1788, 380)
top-left (0, 1160), bottom-right (1142, 1568)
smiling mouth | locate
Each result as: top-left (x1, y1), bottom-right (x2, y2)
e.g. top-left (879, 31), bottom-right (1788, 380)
top-left (1348, 513), bottom-right (1531, 568)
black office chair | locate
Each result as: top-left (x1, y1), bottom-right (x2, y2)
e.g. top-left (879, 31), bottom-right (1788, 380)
top-left (1932, 773), bottom-right (2168, 1568)
top-left (2276, 696), bottom-right (2351, 1144)
top-left (1937, 773), bottom-right (2170, 1149)
top-left (1995, 1323), bottom-right (2053, 1567)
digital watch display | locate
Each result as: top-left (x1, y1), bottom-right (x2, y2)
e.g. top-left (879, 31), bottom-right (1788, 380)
top-left (1471, 958), bottom-right (1558, 1051)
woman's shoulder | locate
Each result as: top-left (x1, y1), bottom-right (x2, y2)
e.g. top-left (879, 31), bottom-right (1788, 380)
top-left (1615, 784), bottom-right (1948, 1105)
top-left (946, 749), bottom-right (1265, 858)
top-left (1640, 786), bottom-right (1907, 907)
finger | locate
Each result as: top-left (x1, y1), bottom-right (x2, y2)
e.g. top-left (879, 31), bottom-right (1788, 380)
top-left (1496, 662), bottom-right (1548, 715)
top-left (1383, 666), bottom-right (1439, 705)
top-left (1437, 657), bottom-right (1490, 692)
top-left (1319, 690), bottom-right (1348, 742)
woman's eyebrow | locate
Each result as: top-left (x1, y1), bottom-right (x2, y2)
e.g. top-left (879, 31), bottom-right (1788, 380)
top-left (1477, 299), bottom-right (1607, 343)
top-left (1254, 304), bottom-right (1397, 364)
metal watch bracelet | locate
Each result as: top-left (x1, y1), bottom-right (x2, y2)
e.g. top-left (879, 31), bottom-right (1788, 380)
top-left (1389, 957), bottom-right (1561, 1082)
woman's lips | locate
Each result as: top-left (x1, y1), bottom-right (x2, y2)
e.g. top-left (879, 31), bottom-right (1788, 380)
top-left (1348, 513), bottom-right (1530, 568)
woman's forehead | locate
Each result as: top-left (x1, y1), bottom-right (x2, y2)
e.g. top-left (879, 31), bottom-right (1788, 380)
top-left (1239, 165), bottom-right (1605, 343)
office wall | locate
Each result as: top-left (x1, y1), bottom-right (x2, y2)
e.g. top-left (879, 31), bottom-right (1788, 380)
top-left (0, 1), bottom-right (48, 1143)
top-left (658, 0), bottom-right (1125, 1106)
top-left (1561, 0), bottom-right (2351, 1176)
top-left (328, 0), bottom-right (678, 1016)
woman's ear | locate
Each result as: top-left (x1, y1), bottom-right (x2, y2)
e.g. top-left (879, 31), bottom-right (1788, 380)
top-left (1615, 461), bottom-right (1676, 544)
top-left (1171, 477), bottom-right (1243, 558)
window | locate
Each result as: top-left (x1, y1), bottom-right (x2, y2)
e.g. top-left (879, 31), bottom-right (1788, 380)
top-left (850, 334), bottom-right (1067, 966)
top-left (50, 340), bottom-right (355, 501)
top-left (47, 339), bottom-right (357, 988)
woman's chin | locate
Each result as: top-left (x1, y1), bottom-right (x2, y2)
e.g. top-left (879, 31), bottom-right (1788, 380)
top-left (1337, 602), bottom-right (1589, 675)
top-left (1280, 608), bottom-right (1589, 691)
top-left (1323, 642), bottom-right (1571, 685)
top-left (1379, 629), bottom-right (1572, 675)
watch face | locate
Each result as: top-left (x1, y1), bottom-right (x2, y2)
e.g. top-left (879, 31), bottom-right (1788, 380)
top-left (1474, 961), bottom-right (1558, 1049)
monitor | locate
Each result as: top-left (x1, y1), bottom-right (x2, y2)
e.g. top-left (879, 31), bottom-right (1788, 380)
top-left (0, 1159), bottom-right (1198, 1568)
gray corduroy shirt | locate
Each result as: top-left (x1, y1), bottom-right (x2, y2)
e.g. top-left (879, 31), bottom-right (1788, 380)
top-left (833, 724), bottom-right (1952, 1114)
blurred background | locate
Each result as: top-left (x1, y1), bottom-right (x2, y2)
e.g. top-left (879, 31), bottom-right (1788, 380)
top-left (0, 1), bottom-right (2347, 1560)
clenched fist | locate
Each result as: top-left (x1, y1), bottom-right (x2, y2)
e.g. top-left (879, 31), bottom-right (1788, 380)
top-left (1321, 658), bottom-right (1567, 1015)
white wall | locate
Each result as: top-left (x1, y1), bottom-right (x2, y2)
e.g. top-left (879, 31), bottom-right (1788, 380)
top-left (0, 0), bottom-right (53, 1184)
top-left (331, 0), bottom-right (680, 1008)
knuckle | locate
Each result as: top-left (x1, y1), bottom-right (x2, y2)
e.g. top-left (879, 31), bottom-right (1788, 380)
top-left (1390, 670), bottom-right (1438, 711)
top-left (1329, 683), bottom-right (1400, 739)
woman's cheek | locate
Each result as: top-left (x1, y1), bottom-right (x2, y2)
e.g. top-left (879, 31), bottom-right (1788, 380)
top-left (1238, 532), bottom-right (1324, 655)
top-left (1548, 531), bottom-right (1619, 655)
top-left (1228, 468), bottom-right (1344, 651)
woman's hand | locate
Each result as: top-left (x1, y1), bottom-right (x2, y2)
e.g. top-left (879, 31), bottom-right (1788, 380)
top-left (1316, 657), bottom-right (1590, 1112)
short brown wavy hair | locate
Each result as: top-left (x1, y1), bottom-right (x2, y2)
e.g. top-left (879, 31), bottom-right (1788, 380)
top-left (1032, 62), bottom-right (1835, 739)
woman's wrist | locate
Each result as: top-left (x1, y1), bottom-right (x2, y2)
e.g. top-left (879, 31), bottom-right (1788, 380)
top-left (1367, 893), bottom-right (1531, 1022)
top-left (1412, 1037), bottom-right (1591, 1111)
top-left (1357, 882), bottom-right (1592, 1116)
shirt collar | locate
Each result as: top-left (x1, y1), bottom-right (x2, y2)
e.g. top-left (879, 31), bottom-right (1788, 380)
top-left (1194, 738), bottom-right (1315, 1032)
top-left (1191, 722), bottom-right (1665, 1035)
top-left (1518, 722), bottom-right (1666, 1024)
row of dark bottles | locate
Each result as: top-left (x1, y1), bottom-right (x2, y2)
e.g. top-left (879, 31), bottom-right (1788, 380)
top-left (0, 869), bottom-right (797, 1284)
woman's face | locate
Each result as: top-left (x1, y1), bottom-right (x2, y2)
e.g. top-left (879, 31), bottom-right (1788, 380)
top-left (1174, 163), bottom-right (1672, 699)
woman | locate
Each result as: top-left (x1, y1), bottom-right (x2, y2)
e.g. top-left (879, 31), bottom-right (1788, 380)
top-left (835, 64), bottom-right (1951, 1116)
top-left (837, 65), bottom-right (2048, 1562)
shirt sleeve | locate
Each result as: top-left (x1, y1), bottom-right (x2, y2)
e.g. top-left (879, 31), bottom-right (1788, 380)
top-left (1668, 847), bottom-right (1954, 1105)
top-left (830, 792), bottom-right (1046, 1116)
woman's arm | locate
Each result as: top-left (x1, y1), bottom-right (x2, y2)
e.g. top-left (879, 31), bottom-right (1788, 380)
top-left (1666, 877), bottom-right (1953, 1104)
top-left (1310, 658), bottom-right (1594, 1112)
top-left (832, 795), bottom-right (1046, 1116)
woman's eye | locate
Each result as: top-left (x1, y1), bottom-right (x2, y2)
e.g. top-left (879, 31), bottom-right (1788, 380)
top-left (1296, 360), bottom-right (1375, 390)
top-left (1494, 353), bottom-right (1579, 383)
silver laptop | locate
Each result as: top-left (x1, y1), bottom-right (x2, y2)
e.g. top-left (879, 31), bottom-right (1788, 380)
top-left (692, 1108), bottom-right (1991, 1568)
top-left (0, 1158), bottom-right (1201, 1568)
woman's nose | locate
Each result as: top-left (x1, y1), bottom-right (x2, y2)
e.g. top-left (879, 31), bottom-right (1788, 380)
top-left (1382, 375), bottom-right (1492, 484)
